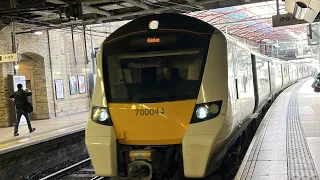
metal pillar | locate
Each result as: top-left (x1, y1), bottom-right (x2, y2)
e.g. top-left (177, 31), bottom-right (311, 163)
top-left (276, 0), bottom-right (280, 15)
top-left (47, 30), bottom-right (57, 118)
top-left (71, 26), bottom-right (77, 65)
top-left (11, 22), bottom-right (18, 74)
top-left (83, 23), bottom-right (89, 64)
top-left (318, 44), bottom-right (320, 71)
top-left (276, 40), bottom-right (279, 57)
top-left (90, 27), bottom-right (97, 74)
top-left (271, 42), bottom-right (274, 57)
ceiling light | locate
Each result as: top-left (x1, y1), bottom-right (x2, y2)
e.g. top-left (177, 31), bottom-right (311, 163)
top-left (293, 1), bottom-right (308, 20)
top-left (149, 20), bottom-right (159, 30)
top-left (34, 31), bottom-right (43, 35)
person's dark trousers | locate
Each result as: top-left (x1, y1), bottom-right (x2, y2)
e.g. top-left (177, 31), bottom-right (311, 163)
top-left (14, 110), bottom-right (32, 133)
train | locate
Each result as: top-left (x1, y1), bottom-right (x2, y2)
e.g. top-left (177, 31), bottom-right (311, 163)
top-left (85, 13), bottom-right (317, 180)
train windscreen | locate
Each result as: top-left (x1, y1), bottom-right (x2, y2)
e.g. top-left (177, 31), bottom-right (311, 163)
top-left (106, 49), bottom-right (204, 103)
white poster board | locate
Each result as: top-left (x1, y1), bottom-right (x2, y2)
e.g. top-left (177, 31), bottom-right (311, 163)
top-left (13, 75), bottom-right (27, 125)
top-left (55, 79), bottom-right (65, 99)
top-left (78, 75), bottom-right (86, 94)
top-left (69, 76), bottom-right (78, 95)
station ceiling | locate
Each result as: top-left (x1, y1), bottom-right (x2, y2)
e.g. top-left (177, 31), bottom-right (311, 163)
top-left (187, 1), bottom-right (308, 42)
top-left (0, 0), bottom-right (274, 31)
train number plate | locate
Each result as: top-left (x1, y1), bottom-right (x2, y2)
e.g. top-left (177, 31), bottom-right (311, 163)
top-left (135, 108), bottom-right (164, 116)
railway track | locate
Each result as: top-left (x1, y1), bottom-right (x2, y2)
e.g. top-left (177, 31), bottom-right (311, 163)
top-left (35, 138), bottom-right (251, 180)
top-left (35, 153), bottom-right (243, 180)
top-left (38, 158), bottom-right (106, 180)
top-left (89, 177), bottom-right (107, 180)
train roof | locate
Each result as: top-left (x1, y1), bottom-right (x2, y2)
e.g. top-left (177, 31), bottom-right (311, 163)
top-left (222, 32), bottom-right (300, 64)
top-left (104, 13), bottom-right (215, 43)
top-left (101, 13), bottom-right (304, 67)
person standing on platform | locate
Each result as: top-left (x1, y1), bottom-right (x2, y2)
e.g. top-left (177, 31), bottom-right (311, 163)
top-left (9, 84), bottom-right (35, 136)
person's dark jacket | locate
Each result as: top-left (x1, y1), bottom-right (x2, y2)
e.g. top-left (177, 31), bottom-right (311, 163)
top-left (9, 90), bottom-right (32, 110)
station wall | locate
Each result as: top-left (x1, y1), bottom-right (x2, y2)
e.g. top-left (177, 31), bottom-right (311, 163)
top-left (0, 25), bottom-right (110, 127)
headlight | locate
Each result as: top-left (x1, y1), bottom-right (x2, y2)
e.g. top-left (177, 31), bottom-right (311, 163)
top-left (92, 106), bottom-right (113, 126)
top-left (196, 107), bottom-right (209, 119)
top-left (191, 100), bottom-right (223, 124)
top-left (209, 104), bottom-right (220, 114)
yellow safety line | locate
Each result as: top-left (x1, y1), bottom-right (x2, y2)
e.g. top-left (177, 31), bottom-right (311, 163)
top-left (0, 123), bottom-right (86, 149)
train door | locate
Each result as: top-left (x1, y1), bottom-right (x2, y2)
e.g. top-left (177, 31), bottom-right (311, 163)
top-left (282, 64), bottom-right (289, 87)
top-left (289, 64), bottom-right (293, 83)
top-left (250, 54), bottom-right (271, 112)
top-left (298, 66), bottom-right (302, 79)
top-left (292, 64), bottom-right (298, 82)
top-left (274, 62), bottom-right (282, 92)
top-left (235, 48), bottom-right (255, 120)
top-left (227, 41), bottom-right (239, 124)
top-left (255, 56), bottom-right (271, 108)
top-left (268, 61), bottom-right (275, 94)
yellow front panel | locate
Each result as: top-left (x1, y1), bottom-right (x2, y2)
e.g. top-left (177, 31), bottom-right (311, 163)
top-left (108, 100), bottom-right (196, 145)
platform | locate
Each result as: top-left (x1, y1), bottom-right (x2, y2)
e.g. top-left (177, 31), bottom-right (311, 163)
top-left (235, 78), bottom-right (320, 180)
top-left (0, 112), bottom-right (88, 155)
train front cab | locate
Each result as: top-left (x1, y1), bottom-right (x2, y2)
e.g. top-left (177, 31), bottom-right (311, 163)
top-left (86, 14), bottom-right (231, 179)
top-left (85, 14), bottom-right (317, 180)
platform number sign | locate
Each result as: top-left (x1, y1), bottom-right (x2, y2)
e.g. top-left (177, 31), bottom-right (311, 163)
top-left (272, 13), bottom-right (307, 27)
top-left (0, 53), bottom-right (20, 63)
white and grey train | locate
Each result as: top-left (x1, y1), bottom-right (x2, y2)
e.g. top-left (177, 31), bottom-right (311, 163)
top-left (85, 13), bottom-right (317, 180)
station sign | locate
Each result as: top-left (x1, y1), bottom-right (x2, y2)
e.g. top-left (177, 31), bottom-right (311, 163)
top-left (0, 53), bottom-right (20, 63)
top-left (272, 13), bottom-right (308, 27)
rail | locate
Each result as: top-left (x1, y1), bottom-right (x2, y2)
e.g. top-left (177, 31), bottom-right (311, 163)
top-left (39, 158), bottom-right (91, 180)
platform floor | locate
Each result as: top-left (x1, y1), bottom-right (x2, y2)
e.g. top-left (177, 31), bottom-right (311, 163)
top-left (0, 112), bottom-right (88, 154)
top-left (235, 78), bottom-right (320, 180)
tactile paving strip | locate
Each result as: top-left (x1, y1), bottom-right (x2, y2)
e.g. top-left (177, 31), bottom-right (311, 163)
top-left (239, 97), bottom-right (279, 180)
top-left (287, 94), bottom-right (319, 180)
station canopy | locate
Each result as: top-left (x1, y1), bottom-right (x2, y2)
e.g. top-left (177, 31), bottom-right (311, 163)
top-left (0, 0), bottom-right (318, 43)
top-left (186, 1), bottom-right (313, 42)
top-left (0, 0), bottom-right (273, 30)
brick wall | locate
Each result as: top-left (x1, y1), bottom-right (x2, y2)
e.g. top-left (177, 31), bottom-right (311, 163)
top-left (0, 26), bottom-right (14, 127)
top-left (0, 23), bottom-right (114, 126)
top-left (48, 29), bottom-right (91, 117)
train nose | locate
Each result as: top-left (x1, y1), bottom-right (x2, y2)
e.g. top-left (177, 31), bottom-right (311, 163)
top-left (108, 100), bottom-right (196, 145)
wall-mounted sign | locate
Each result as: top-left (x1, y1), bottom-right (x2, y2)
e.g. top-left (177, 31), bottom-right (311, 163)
top-left (78, 75), bottom-right (86, 94)
top-left (69, 76), bottom-right (78, 95)
top-left (272, 13), bottom-right (307, 27)
top-left (0, 53), bottom-right (20, 63)
top-left (55, 79), bottom-right (65, 99)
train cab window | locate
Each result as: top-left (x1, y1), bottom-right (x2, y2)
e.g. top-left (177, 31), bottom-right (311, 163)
top-left (105, 49), bottom-right (204, 103)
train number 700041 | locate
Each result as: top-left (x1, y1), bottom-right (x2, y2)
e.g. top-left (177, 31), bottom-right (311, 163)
top-left (135, 108), bottom-right (164, 116)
